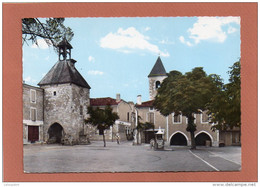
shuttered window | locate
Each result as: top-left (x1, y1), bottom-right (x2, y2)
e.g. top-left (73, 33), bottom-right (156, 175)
top-left (147, 112), bottom-right (155, 124)
top-left (127, 112), bottom-right (130, 122)
top-left (30, 90), bottom-right (36, 103)
top-left (174, 114), bottom-right (181, 123)
top-left (30, 108), bottom-right (36, 121)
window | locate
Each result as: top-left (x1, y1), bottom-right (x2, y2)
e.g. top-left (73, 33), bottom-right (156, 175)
top-left (131, 112), bottom-right (136, 123)
top-left (127, 112), bottom-right (130, 122)
top-left (147, 112), bottom-right (155, 124)
top-left (30, 89), bottom-right (36, 103)
top-left (53, 91), bottom-right (57, 96)
top-left (193, 113), bottom-right (197, 124)
top-left (172, 112), bottom-right (182, 124)
top-left (149, 107), bottom-right (154, 112)
top-left (185, 114), bottom-right (196, 124)
top-left (155, 81), bottom-right (161, 89)
top-left (80, 106), bottom-right (83, 115)
top-left (201, 111), bottom-right (209, 123)
top-left (30, 108), bottom-right (36, 121)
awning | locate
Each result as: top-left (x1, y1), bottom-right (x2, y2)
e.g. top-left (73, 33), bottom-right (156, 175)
top-left (115, 120), bottom-right (131, 126)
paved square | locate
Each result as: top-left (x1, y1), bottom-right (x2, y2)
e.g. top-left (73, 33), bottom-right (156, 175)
top-left (23, 141), bottom-right (241, 173)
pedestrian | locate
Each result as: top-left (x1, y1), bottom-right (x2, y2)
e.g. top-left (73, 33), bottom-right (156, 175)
top-left (116, 133), bottom-right (120, 144)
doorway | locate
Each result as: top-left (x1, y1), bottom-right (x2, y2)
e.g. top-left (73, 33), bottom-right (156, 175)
top-left (48, 123), bottom-right (64, 143)
top-left (28, 126), bottom-right (39, 143)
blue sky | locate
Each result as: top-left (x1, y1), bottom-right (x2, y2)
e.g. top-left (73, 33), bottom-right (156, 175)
top-left (23, 17), bottom-right (240, 102)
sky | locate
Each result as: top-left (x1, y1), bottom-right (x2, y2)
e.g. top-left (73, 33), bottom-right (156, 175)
top-left (23, 17), bottom-right (240, 102)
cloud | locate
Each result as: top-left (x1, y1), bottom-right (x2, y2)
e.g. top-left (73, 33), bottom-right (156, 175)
top-left (227, 26), bottom-right (237, 34)
top-left (180, 17), bottom-right (240, 46)
top-left (159, 38), bottom-right (174, 45)
top-left (100, 27), bottom-right (170, 57)
top-left (24, 76), bottom-right (37, 83)
top-left (31, 39), bottom-right (50, 49)
top-left (179, 36), bottom-right (193, 47)
top-left (88, 56), bottom-right (95, 62)
top-left (87, 70), bottom-right (104, 75)
top-left (144, 27), bottom-right (151, 31)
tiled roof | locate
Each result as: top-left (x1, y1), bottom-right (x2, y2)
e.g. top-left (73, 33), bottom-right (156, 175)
top-left (38, 59), bottom-right (91, 89)
top-left (148, 56), bottom-right (167, 77)
top-left (90, 97), bottom-right (120, 106)
top-left (136, 100), bottom-right (154, 107)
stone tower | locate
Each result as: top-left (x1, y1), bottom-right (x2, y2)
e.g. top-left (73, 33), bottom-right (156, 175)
top-left (38, 38), bottom-right (91, 145)
top-left (148, 56), bottom-right (167, 100)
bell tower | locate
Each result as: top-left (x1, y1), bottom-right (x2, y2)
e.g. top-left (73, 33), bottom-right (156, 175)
top-left (57, 38), bottom-right (73, 61)
top-left (148, 56), bottom-right (167, 100)
top-left (38, 38), bottom-right (91, 145)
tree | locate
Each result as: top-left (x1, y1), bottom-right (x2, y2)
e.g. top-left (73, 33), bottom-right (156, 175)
top-left (85, 105), bottom-right (119, 147)
top-left (135, 116), bottom-right (154, 144)
top-left (22, 18), bottom-right (74, 50)
top-left (208, 60), bottom-right (241, 131)
top-left (153, 68), bottom-right (218, 149)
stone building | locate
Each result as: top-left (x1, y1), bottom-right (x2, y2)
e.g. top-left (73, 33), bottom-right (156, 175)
top-left (23, 38), bottom-right (135, 145)
top-left (88, 95), bottom-right (135, 141)
top-left (38, 39), bottom-right (91, 145)
top-left (136, 56), bottom-right (241, 147)
top-left (23, 83), bottom-right (44, 144)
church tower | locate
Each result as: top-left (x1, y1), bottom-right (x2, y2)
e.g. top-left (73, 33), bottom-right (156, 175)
top-left (148, 56), bottom-right (167, 100)
top-left (38, 38), bottom-right (91, 145)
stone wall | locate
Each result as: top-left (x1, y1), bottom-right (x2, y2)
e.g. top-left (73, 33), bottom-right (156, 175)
top-left (23, 84), bottom-right (44, 121)
top-left (41, 83), bottom-right (90, 144)
top-left (148, 75), bottom-right (167, 100)
top-left (23, 84), bottom-right (44, 144)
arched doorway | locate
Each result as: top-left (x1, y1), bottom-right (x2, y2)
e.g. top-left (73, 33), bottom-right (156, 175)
top-left (170, 132), bottom-right (188, 146)
top-left (48, 123), bottom-right (64, 144)
top-left (195, 132), bottom-right (212, 146)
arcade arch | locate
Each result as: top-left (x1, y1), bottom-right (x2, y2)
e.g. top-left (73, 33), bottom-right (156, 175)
top-left (170, 131), bottom-right (188, 146)
top-left (195, 131), bottom-right (213, 146)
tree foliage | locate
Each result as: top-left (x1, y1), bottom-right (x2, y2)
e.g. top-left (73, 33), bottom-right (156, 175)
top-left (85, 105), bottom-right (119, 147)
top-left (208, 60), bottom-right (241, 131)
top-left (136, 116), bottom-right (154, 131)
top-left (154, 67), bottom-right (218, 149)
top-left (134, 116), bottom-right (154, 144)
top-left (22, 18), bottom-right (74, 50)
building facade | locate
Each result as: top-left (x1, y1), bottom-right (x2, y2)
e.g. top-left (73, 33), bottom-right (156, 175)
top-left (87, 95), bottom-right (135, 141)
top-left (136, 56), bottom-right (240, 147)
top-left (23, 84), bottom-right (44, 144)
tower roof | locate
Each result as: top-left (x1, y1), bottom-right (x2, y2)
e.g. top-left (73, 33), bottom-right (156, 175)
top-left (148, 56), bottom-right (167, 77)
top-left (57, 38), bottom-right (73, 49)
top-left (38, 59), bottom-right (91, 89)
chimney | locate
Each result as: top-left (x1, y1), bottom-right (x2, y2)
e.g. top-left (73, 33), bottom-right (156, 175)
top-left (116, 93), bottom-right (121, 102)
top-left (137, 95), bottom-right (142, 105)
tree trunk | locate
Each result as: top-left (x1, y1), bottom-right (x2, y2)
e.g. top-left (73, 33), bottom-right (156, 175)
top-left (137, 130), bottom-right (140, 144)
top-left (103, 134), bottom-right (106, 147)
top-left (190, 131), bottom-right (196, 150)
top-left (187, 113), bottom-right (197, 150)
